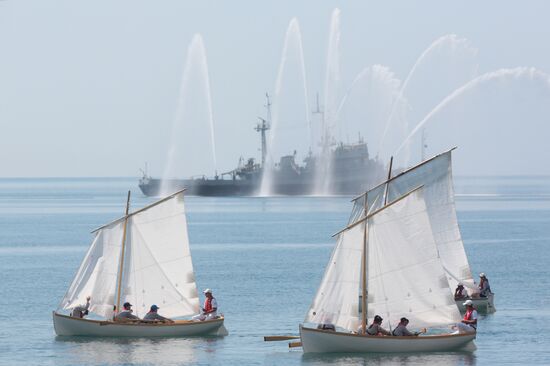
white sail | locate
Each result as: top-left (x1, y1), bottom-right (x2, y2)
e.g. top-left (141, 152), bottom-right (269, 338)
top-left (366, 189), bottom-right (462, 330)
top-left (352, 150), bottom-right (475, 293)
top-left (58, 221), bottom-right (125, 319)
top-left (305, 221), bottom-right (364, 331)
top-left (120, 194), bottom-right (200, 318)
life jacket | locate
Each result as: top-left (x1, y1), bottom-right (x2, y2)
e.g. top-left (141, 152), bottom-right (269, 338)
top-left (204, 297), bottom-right (213, 312)
top-left (463, 308), bottom-right (477, 329)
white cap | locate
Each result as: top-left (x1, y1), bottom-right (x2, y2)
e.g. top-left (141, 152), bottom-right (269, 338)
top-left (479, 272), bottom-right (486, 278)
top-left (203, 288), bottom-right (212, 294)
top-left (463, 299), bottom-right (473, 306)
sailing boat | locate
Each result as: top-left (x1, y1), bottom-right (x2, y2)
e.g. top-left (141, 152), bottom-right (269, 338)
top-left (52, 190), bottom-right (226, 337)
top-left (349, 149), bottom-right (495, 313)
top-left (300, 182), bottom-right (475, 353)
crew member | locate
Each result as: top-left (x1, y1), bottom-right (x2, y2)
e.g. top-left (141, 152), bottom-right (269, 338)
top-left (455, 299), bottom-right (477, 333)
top-left (115, 302), bottom-right (140, 321)
top-left (143, 305), bottom-right (174, 323)
top-left (70, 296), bottom-right (91, 318)
top-left (193, 289), bottom-right (218, 321)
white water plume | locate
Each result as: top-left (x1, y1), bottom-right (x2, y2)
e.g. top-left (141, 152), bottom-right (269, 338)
top-left (395, 67), bottom-right (550, 175)
top-left (335, 65), bottom-right (406, 160)
top-left (260, 18), bottom-right (310, 196)
top-left (313, 8), bottom-right (342, 196)
top-left (161, 34), bottom-right (217, 196)
top-left (379, 34), bottom-right (478, 163)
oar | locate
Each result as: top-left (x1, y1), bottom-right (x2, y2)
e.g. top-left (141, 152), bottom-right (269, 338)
top-left (264, 335), bottom-right (301, 341)
top-left (288, 341), bottom-right (302, 348)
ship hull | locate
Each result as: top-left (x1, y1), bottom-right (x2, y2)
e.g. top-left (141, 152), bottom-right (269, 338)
top-left (299, 325), bottom-right (476, 353)
top-left (53, 312), bottom-right (227, 337)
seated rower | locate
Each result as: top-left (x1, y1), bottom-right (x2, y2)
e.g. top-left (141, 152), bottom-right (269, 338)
top-left (392, 317), bottom-right (422, 336)
top-left (115, 302), bottom-right (140, 321)
top-left (454, 299), bottom-right (477, 334)
top-left (454, 283), bottom-right (467, 300)
top-left (364, 315), bottom-right (391, 336)
top-left (193, 288), bottom-right (218, 321)
top-left (70, 296), bottom-right (91, 318)
top-left (143, 305), bottom-right (174, 323)
top-left (478, 273), bottom-right (492, 297)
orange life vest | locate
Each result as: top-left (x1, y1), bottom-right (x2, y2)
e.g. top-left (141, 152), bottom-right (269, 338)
top-left (204, 298), bottom-right (213, 312)
top-left (464, 308), bottom-right (474, 321)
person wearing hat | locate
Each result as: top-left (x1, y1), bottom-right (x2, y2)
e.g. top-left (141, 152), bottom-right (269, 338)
top-left (193, 288), bottom-right (218, 321)
top-left (454, 283), bottom-right (467, 300)
top-left (115, 302), bottom-right (140, 321)
top-left (143, 305), bottom-right (174, 323)
top-left (392, 317), bottom-right (423, 336)
top-left (364, 315), bottom-right (391, 336)
top-left (455, 299), bottom-right (477, 333)
top-left (478, 273), bottom-right (492, 297)
top-left (70, 296), bottom-right (91, 318)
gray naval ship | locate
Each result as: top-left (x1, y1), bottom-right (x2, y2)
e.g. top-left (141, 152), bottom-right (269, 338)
top-left (139, 97), bottom-right (385, 197)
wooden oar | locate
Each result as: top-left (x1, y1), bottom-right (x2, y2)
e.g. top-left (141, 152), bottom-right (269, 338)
top-left (264, 335), bottom-right (301, 341)
top-left (288, 341), bottom-right (302, 348)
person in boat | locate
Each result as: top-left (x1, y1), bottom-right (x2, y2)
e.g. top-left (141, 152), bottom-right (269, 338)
top-left (114, 302), bottom-right (140, 321)
top-left (392, 317), bottom-right (422, 336)
top-left (70, 296), bottom-right (91, 318)
top-left (455, 299), bottom-right (477, 333)
top-left (143, 304), bottom-right (174, 323)
top-left (193, 288), bottom-right (218, 321)
top-left (478, 273), bottom-right (492, 297)
top-left (365, 315), bottom-right (391, 336)
top-left (454, 283), bottom-right (467, 300)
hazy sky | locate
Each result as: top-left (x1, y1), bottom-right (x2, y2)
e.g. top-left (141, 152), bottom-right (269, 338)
top-left (2, 0), bottom-right (550, 177)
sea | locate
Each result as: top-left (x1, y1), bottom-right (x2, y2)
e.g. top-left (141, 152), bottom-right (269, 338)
top-left (0, 176), bottom-right (549, 366)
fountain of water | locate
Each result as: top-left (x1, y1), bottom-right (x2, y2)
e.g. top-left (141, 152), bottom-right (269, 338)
top-left (378, 34), bottom-right (478, 165)
top-left (335, 64), bottom-right (405, 161)
top-left (312, 8), bottom-right (342, 195)
top-left (259, 18), bottom-right (311, 196)
top-left (160, 34), bottom-right (217, 196)
top-left (394, 67), bottom-right (550, 174)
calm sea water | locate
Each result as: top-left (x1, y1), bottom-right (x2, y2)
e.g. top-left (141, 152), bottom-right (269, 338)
top-left (0, 177), bottom-right (549, 365)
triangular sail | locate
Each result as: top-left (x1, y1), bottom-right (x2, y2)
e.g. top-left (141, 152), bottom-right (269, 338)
top-left (58, 221), bottom-right (125, 319)
top-left (351, 150), bottom-right (475, 293)
top-left (119, 194), bottom-right (200, 318)
top-left (305, 221), bottom-right (364, 332)
top-left (366, 189), bottom-right (462, 329)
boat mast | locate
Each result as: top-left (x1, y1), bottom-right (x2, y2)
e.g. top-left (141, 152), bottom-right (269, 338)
top-left (255, 93), bottom-right (271, 167)
top-left (115, 190), bottom-right (131, 315)
top-left (361, 193), bottom-right (368, 335)
top-left (383, 156), bottom-right (393, 205)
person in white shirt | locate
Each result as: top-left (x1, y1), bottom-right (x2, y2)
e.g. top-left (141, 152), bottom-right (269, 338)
top-left (455, 299), bottom-right (478, 333)
top-left (70, 296), bottom-right (91, 318)
top-left (193, 288), bottom-right (218, 321)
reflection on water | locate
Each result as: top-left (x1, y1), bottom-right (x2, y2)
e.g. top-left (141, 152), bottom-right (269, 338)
top-left (301, 351), bottom-right (476, 366)
top-left (54, 336), bottom-right (223, 365)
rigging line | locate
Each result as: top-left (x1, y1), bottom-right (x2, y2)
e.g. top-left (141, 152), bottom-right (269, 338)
top-left (91, 189), bottom-right (186, 233)
top-left (351, 147), bottom-right (457, 202)
top-left (333, 185), bottom-right (423, 237)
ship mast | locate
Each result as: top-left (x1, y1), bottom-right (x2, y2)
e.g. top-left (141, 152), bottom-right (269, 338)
top-left (255, 93), bottom-right (271, 167)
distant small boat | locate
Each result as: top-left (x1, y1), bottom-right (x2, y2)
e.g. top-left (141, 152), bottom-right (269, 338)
top-left (299, 151), bottom-right (476, 353)
top-left (53, 190), bottom-right (226, 337)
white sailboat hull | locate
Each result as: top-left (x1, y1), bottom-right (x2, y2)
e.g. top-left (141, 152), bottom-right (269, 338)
top-left (299, 325), bottom-right (475, 353)
top-left (456, 294), bottom-right (496, 314)
top-left (53, 312), bottom-right (226, 337)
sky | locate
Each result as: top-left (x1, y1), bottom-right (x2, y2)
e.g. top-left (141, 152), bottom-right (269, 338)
top-left (2, 0), bottom-right (550, 177)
